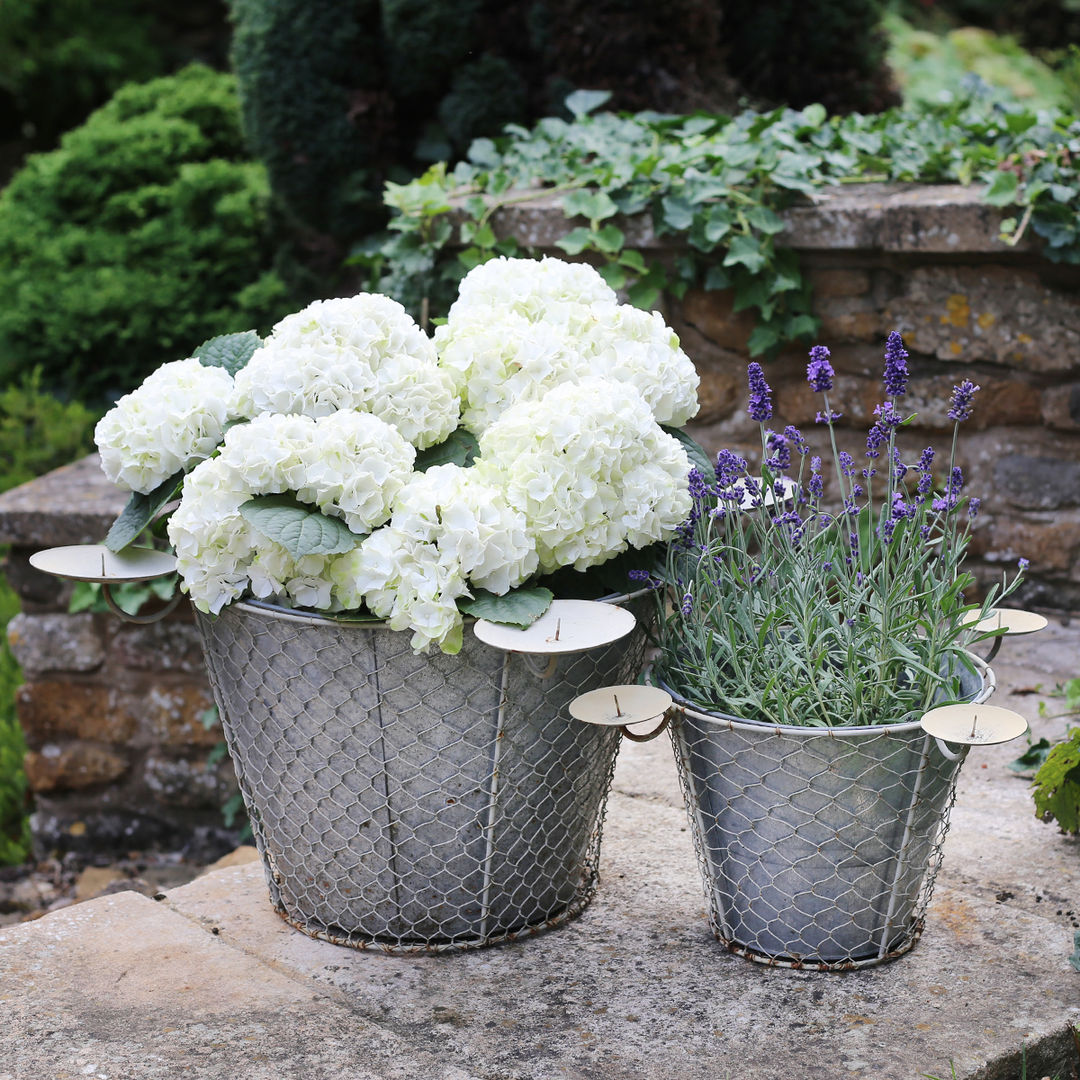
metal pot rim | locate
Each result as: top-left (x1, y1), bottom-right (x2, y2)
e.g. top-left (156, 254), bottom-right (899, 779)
top-left (652, 651), bottom-right (995, 738)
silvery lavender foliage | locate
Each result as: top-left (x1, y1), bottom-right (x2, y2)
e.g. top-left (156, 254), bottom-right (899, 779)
top-left (654, 335), bottom-right (1025, 728)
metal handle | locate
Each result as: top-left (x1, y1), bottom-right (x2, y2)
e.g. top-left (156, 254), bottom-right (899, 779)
top-left (101, 582), bottom-right (183, 624)
top-left (620, 712), bottom-right (671, 743)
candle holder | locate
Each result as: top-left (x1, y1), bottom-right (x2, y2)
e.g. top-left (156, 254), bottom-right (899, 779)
top-left (569, 684), bottom-right (673, 742)
top-left (961, 607), bottom-right (1048, 662)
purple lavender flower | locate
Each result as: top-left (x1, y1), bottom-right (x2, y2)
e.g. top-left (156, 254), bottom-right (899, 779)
top-left (918, 447), bottom-right (934, 472)
top-left (880, 517), bottom-right (898, 544)
top-left (949, 466), bottom-right (964, 494)
top-left (839, 451), bottom-right (856, 477)
top-left (866, 422), bottom-right (888, 459)
top-left (680, 592), bottom-right (693, 616)
top-left (948, 380), bottom-right (980, 422)
top-left (968, 497), bottom-right (981, 519)
top-left (807, 345), bottom-right (834, 392)
top-left (766, 429), bottom-right (791, 472)
top-left (715, 449), bottom-right (747, 488)
top-left (883, 330), bottom-right (909, 397)
top-left (628, 568), bottom-right (653, 582)
top-left (816, 409), bottom-right (842, 424)
top-left (784, 425), bottom-right (808, 454)
top-left (687, 467), bottom-right (709, 501)
top-left (809, 457), bottom-right (824, 498)
top-left (852, 483), bottom-right (864, 497)
top-left (893, 448), bottom-right (907, 482)
top-left (747, 362), bottom-right (773, 422)
top-left (822, 561), bottom-right (833, 572)
top-left (1018, 557), bottom-right (1029, 571)
top-left (874, 401), bottom-right (903, 429)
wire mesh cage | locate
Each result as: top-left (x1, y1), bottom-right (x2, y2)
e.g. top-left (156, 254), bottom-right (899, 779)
top-left (664, 656), bottom-right (995, 970)
top-left (195, 596), bottom-right (648, 953)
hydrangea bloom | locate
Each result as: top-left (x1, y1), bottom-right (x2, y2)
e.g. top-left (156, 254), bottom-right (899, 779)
top-left (435, 258), bottom-right (699, 433)
top-left (167, 411), bottom-right (414, 614)
top-left (234, 293), bottom-right (459, 449)
top-left (477, 378), bottom-right (692, 573)
top-left (95, 358), bottom-right (238, 493)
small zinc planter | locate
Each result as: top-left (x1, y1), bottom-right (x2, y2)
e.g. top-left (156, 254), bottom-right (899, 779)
top-left (196, 593), bottom-right (648, 953)
top-left (661, 656), bottom-right (995, 970)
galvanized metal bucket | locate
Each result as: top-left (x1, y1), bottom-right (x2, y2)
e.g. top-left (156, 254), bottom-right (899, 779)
top-left (195, 595), bottom-right (647, 953)
top-left (664, 656), bottom-right (994, 969)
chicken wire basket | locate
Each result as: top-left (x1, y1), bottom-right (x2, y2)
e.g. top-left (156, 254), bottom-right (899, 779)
top-left (664, 655), bottom-right (995, 970)
top-left (195, 594), bottom-right (648, 953)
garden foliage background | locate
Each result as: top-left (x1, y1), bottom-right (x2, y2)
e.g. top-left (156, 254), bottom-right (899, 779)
top-left (1, 0), bottom-right (1079, 863)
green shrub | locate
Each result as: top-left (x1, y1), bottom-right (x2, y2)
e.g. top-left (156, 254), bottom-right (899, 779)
top-left (0, 371), bottom-right (100, 495)
top-left (0, 64), bottom-right (293, 400)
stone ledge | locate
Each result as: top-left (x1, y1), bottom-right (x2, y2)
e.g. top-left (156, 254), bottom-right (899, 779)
top-left (472, 182), bottom-right (1035, 255)
top-left (0, 454), bottom-right (124, 547)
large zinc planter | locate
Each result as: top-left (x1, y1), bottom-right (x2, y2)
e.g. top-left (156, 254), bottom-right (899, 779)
top-left (196, 594), bottom-right (647, 952)
top-left (664, 656), bottom-right (994, 970)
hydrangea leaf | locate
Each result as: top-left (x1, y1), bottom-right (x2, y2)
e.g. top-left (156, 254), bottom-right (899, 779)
top-left (104, 470), bottom-right (185, 552)
top-left (459, 586), bottom-right (554, 628)
top-left (413, 429), bottom-right (479, 472)
top-left (239, 496), bottom-right (359, 559)
top-left (662, 425), bottom-right (712, 479)
top-left (193, 330), bottom-right (262, 376)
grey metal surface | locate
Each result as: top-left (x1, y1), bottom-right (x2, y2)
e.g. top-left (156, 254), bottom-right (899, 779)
top-left (195, 597), bottom-right (647, 951)
top-left (666, 659), bottom-right (995, 968)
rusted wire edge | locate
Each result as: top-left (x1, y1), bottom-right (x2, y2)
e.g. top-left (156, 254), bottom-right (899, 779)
top-left (712, 920), bottom-right (925, 972)
top-left (270, 879), bottom-right (600, 955)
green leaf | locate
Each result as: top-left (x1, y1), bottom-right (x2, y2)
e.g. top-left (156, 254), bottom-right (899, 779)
top-left (1032, 729), bottom-right (1080, 834)
top-left (193, 331), bottom-right (262, 376)
top-left (565, 89), bottom-right (612, 119)
top-left (704, 265), bottom-right (731, 291)
top-left (747, 325), bottom-right (781, 355)
top-left (799, 103), bottom-right (827, 130)
top-left (661, 195), bottom-right (695, 232)
top-left (562, 190), bottom-right (618, 222)
top-left (413, 428), bottom-right (479, 471)
top-left (723, 234), bottom-right (767, 274)
top-left (1008, 737), bottom-right (1052, 775)
top-left (662, 425), bottom-right (712, 478)
top-left (239, 496), bottom-right (359, 560)
top-left (554, 226), bottom-right (594, 255)
top-left (745, 205), bottom-right (786, 235)
top-left (593, 224), bottom-right (625, 254)
top-left (597, 263), bottom-right (627, 290)
top-left (105, 470), bottom-right (185, 552)
top-left (627, 280), bottom-right (661, 310)
top-left (459, 586), bottom-right (554, 628)
top-left (983, 170), bottom-right (1020, 207)
top-left (618, 249), bottom-right (648, 273)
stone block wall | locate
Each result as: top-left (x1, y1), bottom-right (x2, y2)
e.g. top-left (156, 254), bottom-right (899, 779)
top-left (0, 457), bottom-right (238, 857)
top-left (480, 182), bottom-right (1080, 610)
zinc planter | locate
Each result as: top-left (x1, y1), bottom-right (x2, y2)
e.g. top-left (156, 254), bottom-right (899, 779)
top-left (196, 594), bottom-right (647, 953)
top-left (663, 656), bottom-right (995, 969)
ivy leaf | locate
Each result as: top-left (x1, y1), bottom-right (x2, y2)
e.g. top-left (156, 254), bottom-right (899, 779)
top-left (593, 224), bottom-right (625, 254)
top-left (723, 234), bottom-right (767, 274)
top-left (598, 263), bottom-right (627, 290)
top-left (745, 205), bottom-right (786, 235)
top-left (414, 428), bottom-right (479, 471)
top-left (459, 586), bottom-right (554, 628)
top-left (1008, 737), bottom-right (1052, 775)
top-left (660, 195), bottom-right (695, 232)
top-left (562, 189), bottom-right (618, 222)
top-left (555, 226), bottom-right (594, 255)
top-left (564, 89), bottom-right (612, 119)
top-left (239, 496), bottom-right (359, 560)
top-left (799, 103), bottom-right (827, 130)
top-left (627, 279), bottom-right (661, 311)
top-left (984, 170), bottom-right (1020, 207)
top-left (747, 325), bottom-right (781, 356)
top-left (618, 249), bottom-right (648, 273)
top-left (704, 265), bottom-right (731, 291)
top-left (193, 331), bottom-right (262, 376)
top-left (104, 470), bottom-right (184, 552)
top-left (1032, 729), bottom-right (1080, 834)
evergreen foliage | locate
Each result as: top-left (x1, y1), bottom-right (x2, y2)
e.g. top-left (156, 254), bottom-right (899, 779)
top-left (0, 64), bottom-right (291, 400)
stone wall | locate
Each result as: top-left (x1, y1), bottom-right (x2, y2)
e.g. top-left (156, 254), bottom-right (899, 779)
top-left (1, 181), bottom-right (1078, 854)
top-left (477, 182), bottom-right (1080, 610)
top-left (0, 457), bottom-right (238, 857)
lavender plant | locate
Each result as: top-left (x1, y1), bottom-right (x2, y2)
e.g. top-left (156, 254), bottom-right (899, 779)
top-left (652, 332), bottom-right (1026, 728)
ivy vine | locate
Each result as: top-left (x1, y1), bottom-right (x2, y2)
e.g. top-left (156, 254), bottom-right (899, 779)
top-left (352, 87), bottom-right (1080, 355)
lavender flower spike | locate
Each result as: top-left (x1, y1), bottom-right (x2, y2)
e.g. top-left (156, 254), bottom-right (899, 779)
top-left (883, 330), bottom-right (909, 397)
top-left (948, 379), bottom-right (980, 422)
top-left (807, 345), bottom-right (834, 392)
top-left (747, 362), bottom-right (773, 422)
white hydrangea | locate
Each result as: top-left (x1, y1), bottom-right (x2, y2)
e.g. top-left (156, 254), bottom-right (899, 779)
top-left (329, 463), bottom-right (537, 652)
top-left (167, 411), bottom-right (414, 614)
top-left (94, 358), bottom-right (238, 493)
top-left (449, 255), bottom-right (616, 317)
top-left (234, 293), bottom-right (459, 449)
top-left (435, 257), bottom-right (699, 433)
top-left (478, 378), bottom-right (692, 573)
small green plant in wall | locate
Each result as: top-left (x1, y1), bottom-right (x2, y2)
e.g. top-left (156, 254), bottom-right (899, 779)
top-left (357, 88), bottom-right (1080, 352)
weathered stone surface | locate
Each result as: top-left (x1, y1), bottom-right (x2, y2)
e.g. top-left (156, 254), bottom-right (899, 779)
top-left (1042, 383), bottom-right (1080, 431)
top-left (23, 741), bottom-right (129, 792)
top-left (5, 611), bottom-right (104, 676)
top-left (993, 453), bottom-right (1080, 510)
top-left (809, 267), bottom-right (872, 298)
top-left (15, 681), bottom-right (135, 744)
top-left (111, 618), bottom-right (205, 674)
top-left (2, 546), bottom-right (67, 608)
top-left (816, 306), bottom-right (882, 343)
top-left (985, 515), bottom-right (1080, 574)
top-left (141, 752), bottom-right (237, 809)
top-left (678, 287), bottom-right (756, 351)
top-left (887, 265), bottom-right (1080, 372)
top-left (202, 844), bottom-right (260, 875)
top-left (135, 684), bottom-right (220, 748)
top-left (0, 454), bottom-right (124, 546)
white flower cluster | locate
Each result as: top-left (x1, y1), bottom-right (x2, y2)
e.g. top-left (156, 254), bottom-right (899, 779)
top-left (478, 378), bottom-right (693, 574)
top-left (434, 257), bottom-right (700, 433)
top-left (331, 464), bottom-right (537, 652)
top-left (94, 358), bottom-right (238, 493)
top-left (167, 412), bottom-right (415, 614)
top-left (235, 293), bottom-right (459, 449)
